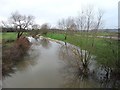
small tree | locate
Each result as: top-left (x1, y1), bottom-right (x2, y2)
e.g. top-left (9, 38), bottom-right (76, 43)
top-left (3, 11), bottom-right (35, 39)
top-left (57, 18), bottom-right (67, 40)
top-left (57, 17), bottom-right (77, 40)
top-left (40, 23), bottom-right (50, 35)
top-left (71, 6), bottom-right (104, 75)
top-left (32, 24), bottom-right (40, 30)
top-left (57, 18), bottom-right (67, 30)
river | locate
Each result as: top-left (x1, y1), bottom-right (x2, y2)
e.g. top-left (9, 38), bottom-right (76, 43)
top-left (2, 37), bottom-right (120, 88)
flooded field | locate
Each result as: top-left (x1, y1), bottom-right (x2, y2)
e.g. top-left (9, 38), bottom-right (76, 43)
top-left (2, 37), bottom-right (120, 88)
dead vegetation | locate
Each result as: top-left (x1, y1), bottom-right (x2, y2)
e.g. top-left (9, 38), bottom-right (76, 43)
top-left (2, 36), bottom-right (30, 77)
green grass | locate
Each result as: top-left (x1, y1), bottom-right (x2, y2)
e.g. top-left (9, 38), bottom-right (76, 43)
top-left (2, 32), bottom-right (30, 48)
top-left (44, 32), bottom-right (119, 68)
top-left (2, 32), bottom-right (17, 40)
top-left (43, 33), bottom-right (66, 41)
top-left (75, 31), bottom-right (118, 37)
top-left (0, 33), bottom-right (2, 39)
top-left (2, 32), bottom-right (17, 48)
top-left (2, 32), bottom-right (30, 41)
top-left (2, 32), bottom-right (119, 68)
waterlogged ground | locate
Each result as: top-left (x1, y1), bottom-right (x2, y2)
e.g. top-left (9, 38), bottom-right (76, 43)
top-left (2, 37), bottom-right (120, 88)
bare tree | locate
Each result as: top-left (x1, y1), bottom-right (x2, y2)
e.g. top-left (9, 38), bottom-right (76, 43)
top-left (3, 11), bottom-right (35, 39)
top-left (57, 19), bottom-right (67, 39)
top-left (66, 17), bottom-right (77, 31)
top-left (58, 17), bottom-right (77, 31)
top-left (76, 6), bottom-right (95, 31)
top-left (57, 19), bottom-right (67, 30)
top-left (1, 21), bottom-right (10, 28)
top-left (40, 23), bottom-right (50, 35)
top-left (40, 23), bottom-right (50, 30)
top-left (73, 6), bottom-right (104, 75)
top-left (32, 24), bottom-right (40, 30)
top-left (76, 11), bottom-right (86, 30)
top-left (95, 9), bottom-right (104, 30)
top-left (57, 17), bottom-right (77, 40)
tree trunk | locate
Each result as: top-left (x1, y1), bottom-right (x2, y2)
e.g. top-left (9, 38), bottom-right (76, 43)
top-left (17, 32), bottom-right (20, 39)
top-left (17, 32), bottom-right (23, 39)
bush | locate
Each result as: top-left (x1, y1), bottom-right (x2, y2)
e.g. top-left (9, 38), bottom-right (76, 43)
top-left (2, 36), bottom-right (31, 77)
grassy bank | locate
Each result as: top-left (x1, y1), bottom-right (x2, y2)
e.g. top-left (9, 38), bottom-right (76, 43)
top-left (44, 32), bottom-right (119, 68)
top-left (2, 32), bottom-right (29, 48)
top-left (2, 32), bottom-right (17, 41)
top-left (2, 36), bottom-right (31, 77)
top-left (2, 32), bottom-right (119, 68)
top-left (2, 32), bottom-right (29, 41)
top-left (2, 32), bottom-right (32, 76)
top-left (75, 31), bottom-right (118, 37)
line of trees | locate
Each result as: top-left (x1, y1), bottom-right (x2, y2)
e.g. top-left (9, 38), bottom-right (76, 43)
top-left (1, 12), bottom-right (51, 39)
top-left (57, 6), bottom-right (104, 31)
top-left (2, 12), bottom-right (35, 38)
top-left (1, 6), bottom-right (104, 39)
top-left (57, 6), bottom-right (104, 40)
top-left (57, 6), bottom-right (105, 76)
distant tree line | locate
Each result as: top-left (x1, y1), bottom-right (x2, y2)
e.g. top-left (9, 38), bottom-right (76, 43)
top-left (1, 6), bottom-right (105, 39)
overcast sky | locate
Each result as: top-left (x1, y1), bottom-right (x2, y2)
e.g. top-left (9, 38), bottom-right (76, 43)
top-left (0, 0), bottom-right (119, 29)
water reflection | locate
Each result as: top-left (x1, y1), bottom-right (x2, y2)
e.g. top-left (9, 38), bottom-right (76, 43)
top-left (40, 38), bottom-right (51, 49)
top-left (58, 43), bottom-right (99, 88)
top-left (2, 42), bottom-right (41, 78)
top-left (2, 37), bottom-right (120, 88)
top-left (58, 43), bottom-right (120, 88)
top-left (2, 37), bottom-right (64, 88)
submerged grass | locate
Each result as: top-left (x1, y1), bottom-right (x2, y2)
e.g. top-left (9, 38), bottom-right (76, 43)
top-left (2, 32), bottom-right (119, 69)
top-left (44, 32), bottom-right (119, 68)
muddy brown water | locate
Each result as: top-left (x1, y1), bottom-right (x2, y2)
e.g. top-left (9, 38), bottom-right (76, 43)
top-left (2, 37), bottom-right (120, 88)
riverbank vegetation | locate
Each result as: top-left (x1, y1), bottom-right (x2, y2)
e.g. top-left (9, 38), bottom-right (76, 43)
top-left (2, 31), bottom-right (119, 73)
top-left (44, 32), bottom-right (119, 83)
top-left (1, 5), bottom-right (119, 88)
top-left (2, 35), bottom-right (31, 77)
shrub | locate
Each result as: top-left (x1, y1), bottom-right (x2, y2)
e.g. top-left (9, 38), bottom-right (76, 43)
top-left (2, 36), bottom-right (31, 77)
